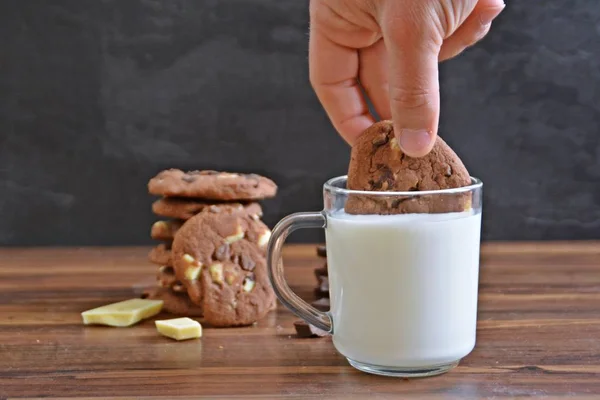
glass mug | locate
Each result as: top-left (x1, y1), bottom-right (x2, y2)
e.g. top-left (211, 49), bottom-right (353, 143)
top-left (267, 175), bottom-right (483, 377)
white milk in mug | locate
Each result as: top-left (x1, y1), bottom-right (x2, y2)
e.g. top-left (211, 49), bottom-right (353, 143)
top-left (325, 210), bottom-right (482, 368)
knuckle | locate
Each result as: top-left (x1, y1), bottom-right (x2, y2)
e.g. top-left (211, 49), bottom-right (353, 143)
top-left (457, 23), bottom-right (491, 52)
top-left (390, 86), bottom-right (433, 111)
top-left (473, 22), bottom-right (491, 43)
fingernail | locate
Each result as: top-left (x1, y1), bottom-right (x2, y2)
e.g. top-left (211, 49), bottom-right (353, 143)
top-left (479, 4), bottom-right (505, 26)
top-left (398, 129), bottom-right (432, 156)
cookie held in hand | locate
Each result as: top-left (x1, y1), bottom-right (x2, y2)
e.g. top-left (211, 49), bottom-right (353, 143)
top-left (346, 121), bottom-right (472, 214)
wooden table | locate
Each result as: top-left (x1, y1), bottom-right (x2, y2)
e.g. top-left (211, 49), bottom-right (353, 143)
top-left (1, 242), bottom-right (599, 399)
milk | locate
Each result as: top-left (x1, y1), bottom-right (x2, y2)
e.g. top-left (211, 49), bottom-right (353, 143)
top-left (324, 211), bottom-right (482, 368)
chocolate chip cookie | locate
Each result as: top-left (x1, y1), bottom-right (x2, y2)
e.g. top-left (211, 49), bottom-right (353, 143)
top-left (148, 243), bottom-right (173, 266)
top-left (172, 209), bottom-right (275, 327)
top-left (346, 120), bottom-right (472, 214)
top-left (148, 169), bottom-right (277, 201)
top-left (152, 197), bottom-right (263, 221)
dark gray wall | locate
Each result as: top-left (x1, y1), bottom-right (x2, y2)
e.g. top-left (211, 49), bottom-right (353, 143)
top-left (0, 0), bottom-right (598, 246)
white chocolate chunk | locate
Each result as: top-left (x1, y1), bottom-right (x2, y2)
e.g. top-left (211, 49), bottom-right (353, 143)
top-left (155, 317), bottom-right (202, 341)
top-left (224, 225), bottom-right (244, 244)
top-left (182, 254), bottom-right (196, 264)
top-left (216, 173), bottom-right (239, 179)
top-left (81, 299), bottom-right (163, 327)
top-left (185, 265), bottom-right (202, 281)
top-left (257, 230), bottom-right (271, 248)
top-left (242, 277), bottom-right (255, 292)
top-left (209, 263), bottom-right (224, 284)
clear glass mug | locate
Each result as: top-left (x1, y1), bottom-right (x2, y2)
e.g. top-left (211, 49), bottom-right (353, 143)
top-left (267, 175), bottom-right (483, 378)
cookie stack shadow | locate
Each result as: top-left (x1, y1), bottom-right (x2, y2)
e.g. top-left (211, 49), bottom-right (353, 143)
top-left (142, 169), bottom-right (277, 327)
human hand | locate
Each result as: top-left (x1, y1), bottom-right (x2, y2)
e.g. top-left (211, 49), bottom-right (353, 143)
top-left (309, 0), bottom-right (505, 157)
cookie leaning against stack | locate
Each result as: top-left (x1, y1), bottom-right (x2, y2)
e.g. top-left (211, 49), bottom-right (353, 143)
top-left (144, 169), bottom-right (277, 326)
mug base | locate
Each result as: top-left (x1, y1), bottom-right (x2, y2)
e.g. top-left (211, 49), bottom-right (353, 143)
top-left (347, 358), bottom-right (459, 378)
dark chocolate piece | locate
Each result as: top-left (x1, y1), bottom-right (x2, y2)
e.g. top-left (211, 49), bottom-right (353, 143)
top-left (311, 297), bottom-right (330, 311)
top-left (293, 320), bottom-right (330, 338)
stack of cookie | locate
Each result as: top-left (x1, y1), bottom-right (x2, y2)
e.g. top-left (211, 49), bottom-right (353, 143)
top-left (143, 169), bottom-right (278, 327)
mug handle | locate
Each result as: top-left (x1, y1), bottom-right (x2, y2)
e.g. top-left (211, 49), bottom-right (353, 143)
top-left (266, 212), bottom-right (333, 333)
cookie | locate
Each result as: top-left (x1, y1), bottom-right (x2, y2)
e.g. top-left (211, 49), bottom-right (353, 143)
top-left (346, 121), bottom-right (472, 214)
top-left (152, 197), bottom-right (263, 221)
top-left (172, 209), bottom-right (275, 327)
top-left (148, 243), bottom-right (172, 266)
top-left (156, 266), bottom-right (185, 293)
top-left (151, 220), bottom-right (184, 241)
top-left (148, 169), bottom-right (277, 201)
top-left (142, 287), bottom-right (203, 317)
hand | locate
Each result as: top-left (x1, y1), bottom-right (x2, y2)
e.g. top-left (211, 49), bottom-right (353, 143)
top-left (309, 0), bottom-right (505, 157)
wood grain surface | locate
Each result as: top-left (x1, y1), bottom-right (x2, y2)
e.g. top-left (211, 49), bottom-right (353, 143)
top-left (0, 242), bottom-right (599, 399)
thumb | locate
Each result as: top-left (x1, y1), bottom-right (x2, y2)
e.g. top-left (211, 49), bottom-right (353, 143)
top-left (381, 5), bottom-right (442, 158)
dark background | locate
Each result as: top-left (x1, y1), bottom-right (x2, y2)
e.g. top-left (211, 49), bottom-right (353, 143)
top-left (0, 0), bottom-right (599, 246)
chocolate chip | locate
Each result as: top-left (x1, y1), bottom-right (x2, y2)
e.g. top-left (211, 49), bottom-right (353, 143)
top-left (372, 166), bottom-right (395, 190)
top-left (240, 254), bottom-right (256, 271)
top-left (314, 265), bottom-right (328, 279)
top-left (214, 244), bottom-right (230, 261)
top-left (294, 320), bottom-right (330, 338)
top-left (369, 179), bottom-right (382, 190)
top-left (391, 198), bottom-right (411, 208)
top-left (162, 266), bottom-right (175, 275)
top-left (316, 245), bottom-right (327, 258)
top-left (371, 134), bottom-right (389, 147)
top-left (181, 175), bottom-right (196, 183)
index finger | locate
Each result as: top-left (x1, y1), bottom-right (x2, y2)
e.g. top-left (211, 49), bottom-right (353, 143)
top-left (309, 26), bottom-right (374, 145)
